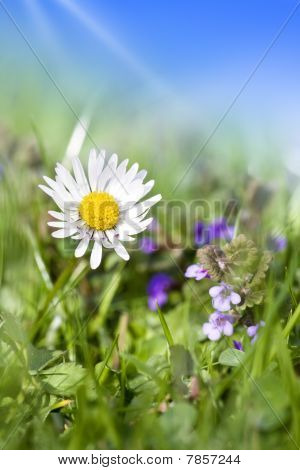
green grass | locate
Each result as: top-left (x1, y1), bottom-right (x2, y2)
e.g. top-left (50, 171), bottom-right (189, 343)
top-left (0, 121), bottom-right (300, 450)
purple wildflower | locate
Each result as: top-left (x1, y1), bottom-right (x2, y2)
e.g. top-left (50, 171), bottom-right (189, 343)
top-left (185, 263), bottom-right (210, 281)
top-left (209, 282), bottom-right (241, 312)
top-left (268, 235), bottom-right (287, 252)
top-left (147, 273), bottom-right (173, 311)
top-left (140, 237), bottom-right (158, 254)
top-left (247, 321), bottom-right (265, 343)
top-left (207, 217), bottom-right (234, 243)
top-left (203, 312), bottom-right (235, 341)
top-left (194, 218), bottom-right (234, 246)
top-left (233, 340), bottom-right (243, 351)
top-left (194, 221), bottom-right (208, 246)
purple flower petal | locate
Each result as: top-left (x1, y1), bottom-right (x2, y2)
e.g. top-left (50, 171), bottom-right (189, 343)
top-left (230, 291), bottom-right (241, 305)
top-left (223, 321), bottom-right (234, 336)
top-left (247, 325), bottom-right (258, 338)
top-left (185, 264), bottom-right (201, 278)
top-left (194, 221), bottom-right (208, 245)
top-left (185, 264), bottom-right (209, 281)
top-left (202, 322), bottom-right (212, 335)
top-left (140, 237), bottom-right (158, 254)
top-left (233, 340), bottom-right (243, 351)
top-left (212, 296), bottom-right (231, 312)
top-left (207, 327), bottom-right (222, 341)
top-left (147, 273), bottom-right (173, 311)
top-left (209, 285), bottom-right (224, 298)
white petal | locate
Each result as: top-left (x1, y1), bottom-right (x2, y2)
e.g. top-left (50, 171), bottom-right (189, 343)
top-left (48, 221), bottom-right (66, 228)
top-left (142, 180), bottom-right (155, 198)
top-left (124, 162), bottom-right (139, 184)
top-left (113, 240), bottom-right (130, 261)
top-left (39, 185), bottom-right (65, 211)
top-left (55, 164), bottom-right (82, 201)
top-left (127, 194), bottom-right (162, 218)
top-left (105, 229), bottom-right (116, 243)
top-left (117, 233), bottom-right (135, 241)
top-left (117, 217), bottom-right (153, 237)
top-left (48, 210), bottom-right (65, 221)
top-left (90, 241), bottom-right (102, 269)
top-left (72, 156), bottom-right (90, 195)
top-left (48, 210), bottom-right (79, 222)
top-left (97, 153), bottom-right (118, 190)
top-left (51, 227), bottom-right (78, 238)
top-left (75, 236), bottom-right (90, 258)
top-left (116, 159), bottom-right (128, 179)
top-left (39, 184), bottom-right (54, 198)
top-left (43, 175), bottom-right (72, 202)
top-left (135, 169), bottom-right (147, 182)
top-left (88, 148), bottom-right (98, 191)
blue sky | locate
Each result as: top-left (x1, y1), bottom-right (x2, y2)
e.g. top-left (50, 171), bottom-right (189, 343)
top-left (1, 0), bottom-right (300, 148)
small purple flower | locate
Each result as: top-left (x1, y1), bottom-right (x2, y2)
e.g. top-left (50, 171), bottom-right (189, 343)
top-left (194, 218), bottom-right (234, 246)
top-left (194, 221), bottom-right (208, 246)
top-left (203, 312), bottom-right (235, 341)
top-left (147, 273), bottom-right (173, 311)
top-left (247, 321), bottom-right (265, 343)
top-left (268, 235), bottom-right (287, 252)
top-left (209, 282), bottom-right (241, 312)
top-left (207, 217), bottom-right (234, 243)
top-left (233, 340), bottom-right (243, 351)
top-left (185, 263), bottom-right (210, 281)
top-left (140, 237), bottom-right (158, 254)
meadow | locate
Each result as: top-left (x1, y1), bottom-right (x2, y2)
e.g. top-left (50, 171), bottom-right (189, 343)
top-left (0, 115), bottom-right (300, 451)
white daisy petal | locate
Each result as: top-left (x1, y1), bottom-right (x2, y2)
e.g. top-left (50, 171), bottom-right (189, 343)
top-left (47, 221), bottom-right (66, 228)
top-left (127, 194), bottom-right (162, 218)
top-left (97, 153), bottom-right (118, 190)
top-left (51, 227), bottom-right (78, 238)
top-left (75, 236), bottom-right (90, 258)
top-left (124, 162), bottom-right (139, 184)
top-left (39, 184), bottom-right (55, 198)
top-left (135, 169), bottom-right (147, 182)
top-left (40, 187), bottom-right (66, 212)
top-left (43, 175), bottom-right (73, 202)
top-left (48, 210), bottom-right (65, 221)
top-left (72, 156), bottom-right (90, 195)
top-left (90, 241), bottom-right (103, 269)
top-left (55, 164), bottom-right (82, 201)
top-left (48, 210), bottom-right (79, 222)
top-left (117, 217), bottom-right (153, 237)
top-left (88, 148), bottom-right (98, 191)
top-left (142, 180), bottom-right (155, 198)
top-left (117, 233), bottom-right (135, 242)
top-left (116, 159), bottom-right (129, 179)
top-left (113, 240), bottom-right (130, 261)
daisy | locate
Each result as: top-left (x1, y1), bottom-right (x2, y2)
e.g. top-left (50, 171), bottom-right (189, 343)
top-left (39, 149), bottom-right (162, 269)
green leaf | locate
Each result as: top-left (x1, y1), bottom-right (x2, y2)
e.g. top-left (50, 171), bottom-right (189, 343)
top-left (157, 305), bottom-right (174, 347)
top-left (170, 345), bottom-right (193, 379)
top-left (39, 362), bottom-right (87, 396)
top-left (224, 234), bottom-right (258, 271)
top-left (219, 348), bottom-right (245, 367)
top-left (27, 344), bottom-right (63, 373)
top-left (1, 311), bottom-right (26, 345)
top-left (250, 251), bottom-right (272, 288)
top-left (96, 334), bottom-right (119, 383)
top-left (283, 303), bottom-right (300, 338)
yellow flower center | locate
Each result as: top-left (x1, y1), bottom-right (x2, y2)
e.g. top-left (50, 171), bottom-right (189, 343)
top-left (79, 192), bottom-right (120, 231)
